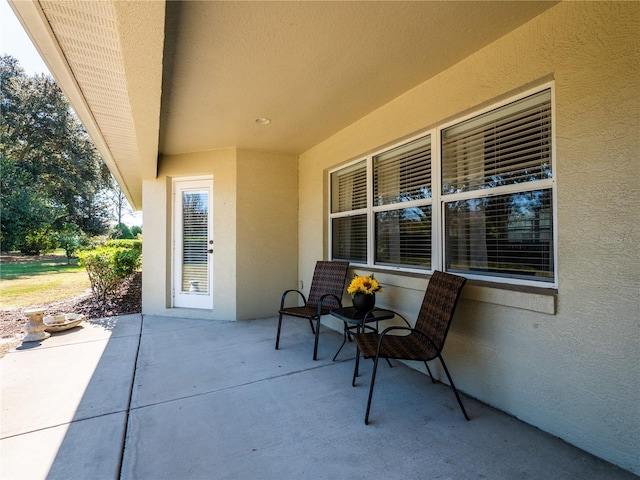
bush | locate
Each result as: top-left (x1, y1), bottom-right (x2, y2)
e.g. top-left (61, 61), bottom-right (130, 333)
top-left (58, 224), bottom-right (90, 263)
top-left (104, 238), bottom-right (142, 252)
top-left (18, 229), bottom-right (58, 255)
top-left (78, 245), bottom-right (141, 301)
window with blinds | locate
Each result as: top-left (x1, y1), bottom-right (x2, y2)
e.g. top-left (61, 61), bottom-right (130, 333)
top-left (332, 215), bottom-right (367, 262)
top-left (441, 89), bottom-right (552, 194)
top-left (181, 191), bottom-right (209, 292)
top-left (328, 84), bottom-right (555, 286)
top-left (331, 160), bottom-right (367, 213)
top-left (374, 136), bottom-right (431, 205)
top-left (374, 135), bottom-right (432, 269)
top-left (376, 205), bottom-right (432, 268)
top-left (330, 160), bottom-right (367, 263)
top-left (441, 89), bottom-right (554, 282)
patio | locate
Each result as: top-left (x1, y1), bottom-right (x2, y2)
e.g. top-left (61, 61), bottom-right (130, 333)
top-left (1, 314), bottom-right (635, 479)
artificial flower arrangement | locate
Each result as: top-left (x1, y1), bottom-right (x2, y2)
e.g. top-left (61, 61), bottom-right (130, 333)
top-left (347, 273), bottom-right (383, 296)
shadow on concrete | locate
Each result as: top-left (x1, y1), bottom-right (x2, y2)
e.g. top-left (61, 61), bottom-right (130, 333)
top-left (2, 314), bottom-right (636, 479)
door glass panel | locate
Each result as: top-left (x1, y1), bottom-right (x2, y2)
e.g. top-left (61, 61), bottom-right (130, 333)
top-left (182, 191), bottom-right (209, 293)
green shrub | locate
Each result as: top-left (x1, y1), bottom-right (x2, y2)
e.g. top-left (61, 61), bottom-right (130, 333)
top-left (104, 238), bottom-right (142, 252)
top-left (78, 245), bottom-right (141, 301)
top-left (58, 224), bottom-right (90, 263)
top-left (87, 235), bottom-right (108, 249)
top-left (18, 229), bottom-right (58, 255)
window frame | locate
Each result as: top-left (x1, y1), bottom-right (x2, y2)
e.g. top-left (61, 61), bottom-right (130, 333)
top-left (328, 82), bottom-right (558, 288)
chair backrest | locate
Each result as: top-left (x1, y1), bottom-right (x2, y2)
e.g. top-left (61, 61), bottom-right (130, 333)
top-left (306, 261), bottom-right (350, 309)
top-left (414, 270), bottom-right (466, 353)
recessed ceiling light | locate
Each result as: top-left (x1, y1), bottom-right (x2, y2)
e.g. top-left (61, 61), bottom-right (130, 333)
top-left (255, 117), bottom-right (271, 125)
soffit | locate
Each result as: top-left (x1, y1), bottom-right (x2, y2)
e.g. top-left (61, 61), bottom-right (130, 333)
top-left (160, 1), bottom-right (558, 156)
top-left (9, 0), bottom-right (164, 209)
top-left (40, 1), bottom-right (138, 193)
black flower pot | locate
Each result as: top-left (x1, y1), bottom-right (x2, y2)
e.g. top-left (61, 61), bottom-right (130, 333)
top-left (352, 293), bottom-right (375, 313)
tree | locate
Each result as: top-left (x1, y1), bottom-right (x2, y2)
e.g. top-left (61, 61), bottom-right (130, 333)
top-left (130, 225), bottom-right (142, 238)
top-left (0, 55), bottom-right (113, 252)
top-left (111, 222), bottom-right (133, 239)
top-left (0, 156), bottom-right (64, 252)
top-left (110, 185), bottom-right (134, 226)
top-left (58, 223), bottom-right (90, 263)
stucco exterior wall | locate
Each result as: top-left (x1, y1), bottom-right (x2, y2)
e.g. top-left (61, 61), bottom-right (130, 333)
top-left (143, 149), bottom-right (237, 320)
top-left (298, 2), bottom-right (639, 474)
top-left (142, 148), bottom-right (298, 321)
top-left (236, 149), bottom-right (298, 320)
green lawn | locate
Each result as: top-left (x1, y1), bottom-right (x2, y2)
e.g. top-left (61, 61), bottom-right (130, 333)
top-left (0, 251), bottom-right (91, 309)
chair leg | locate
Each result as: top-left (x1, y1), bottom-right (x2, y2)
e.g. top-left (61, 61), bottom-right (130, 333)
top-left (275, 313), bottom-right (284, 350)
top-left (332, 323), bottom-right (349, 362)
top-left (312, 316), bottom-right (321, 360)
top-left (423, 361), bottom-right (437, 384)
top-left (352, 345), bottom-right (361, 386)
top-left (364, 355), bottom-right (381, 425)
top-left (438, 354), bottom-right (470, 421)
top-left (308, 318), bottom-right (316, 335)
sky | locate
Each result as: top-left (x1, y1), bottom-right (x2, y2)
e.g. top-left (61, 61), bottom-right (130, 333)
top-left (1, 0), bottom-right (143, 226)
top-left (1, 0), bottom-right (50, 75)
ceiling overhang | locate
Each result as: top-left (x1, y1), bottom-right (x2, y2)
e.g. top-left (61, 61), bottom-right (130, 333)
top-left (9, 1), bottom-right (559, 211)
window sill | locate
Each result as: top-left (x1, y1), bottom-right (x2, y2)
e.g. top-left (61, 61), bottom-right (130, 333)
top-left (350, 268), bottom-right (557, 315)
top-left (463, 279), bottom-right (557, 315)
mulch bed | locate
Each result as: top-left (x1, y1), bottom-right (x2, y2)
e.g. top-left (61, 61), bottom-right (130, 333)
top-left (0, 272), bottom-right (142, 340)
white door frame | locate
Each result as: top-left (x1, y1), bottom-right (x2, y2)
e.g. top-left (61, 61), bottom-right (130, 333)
top-left (172, 176), bottom-right (213, 309)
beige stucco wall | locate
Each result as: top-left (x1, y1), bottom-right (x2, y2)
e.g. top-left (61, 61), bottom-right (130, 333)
top-left (142, 148), bottom-right (297, 321)
top-left (299, 2), bottom-right (639, 474)
top-left (142, 149), bottom-right (237, 320)
top-left (236, 149), bottom-right (299, 319)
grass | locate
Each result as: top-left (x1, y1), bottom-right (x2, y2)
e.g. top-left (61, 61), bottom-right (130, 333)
top-left (0, 251), bottom-right (91, 309)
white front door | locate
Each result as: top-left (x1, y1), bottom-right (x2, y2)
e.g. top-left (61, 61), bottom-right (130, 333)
top-left (173, 178), bottom-right (213, 309)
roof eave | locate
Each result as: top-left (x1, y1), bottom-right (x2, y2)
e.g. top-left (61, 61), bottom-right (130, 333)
top-left (8, 0), bottom-right (165, 210)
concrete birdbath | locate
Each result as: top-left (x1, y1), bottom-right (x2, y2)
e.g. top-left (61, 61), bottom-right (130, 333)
top-left (43, 313), bottom-right (85, 332)
top-left (23, 308), bottom-right (51, 342)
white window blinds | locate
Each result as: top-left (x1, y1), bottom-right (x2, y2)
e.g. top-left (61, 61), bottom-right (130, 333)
top-left (181, 191), bottom-right (209, 292)
top-left (374, 135), bottom-right (431, 205)
top-left (328, 85), bottom-right (556, 286)
top-left (331, 160), bottom-right (367, 213)
top-left (372, 135), bottom-right (432, 269)
top-left (441, 89), bottom-right (554, 282)
top-left (441, 89), bottom-right (552, 195)
top-left (332, 215), bottom-right (367, 263)
top-left (330, 160), bottom-right (368, 263)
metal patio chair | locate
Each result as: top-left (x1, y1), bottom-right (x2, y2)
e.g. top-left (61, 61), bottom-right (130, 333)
top-left (352, 270), bottom-right (469, 424)
top-left (275, 261), bottom-right (349, 360)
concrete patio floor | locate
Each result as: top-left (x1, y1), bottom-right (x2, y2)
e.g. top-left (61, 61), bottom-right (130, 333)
top-left (1, 314), bottom-right (636, 480)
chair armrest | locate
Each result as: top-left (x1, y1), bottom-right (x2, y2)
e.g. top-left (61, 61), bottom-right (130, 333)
top-left (405, 328), bottom-right (439, 352)
top-left (363, 309), bottom-right (411, 328)
top-left (376, 325), bottom-right (439, 354)
top-left (316, 293), bottom-right (343, 317)
top-left (280, 289), bottom-right (307, 310)
top-left (373, 325), bottom-right (414, 354)
top-left (379, 325), bottom-right (413, 337)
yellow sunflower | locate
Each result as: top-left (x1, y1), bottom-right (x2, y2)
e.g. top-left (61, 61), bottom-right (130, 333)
top-left (347, 274), bottom-right (382, 295)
